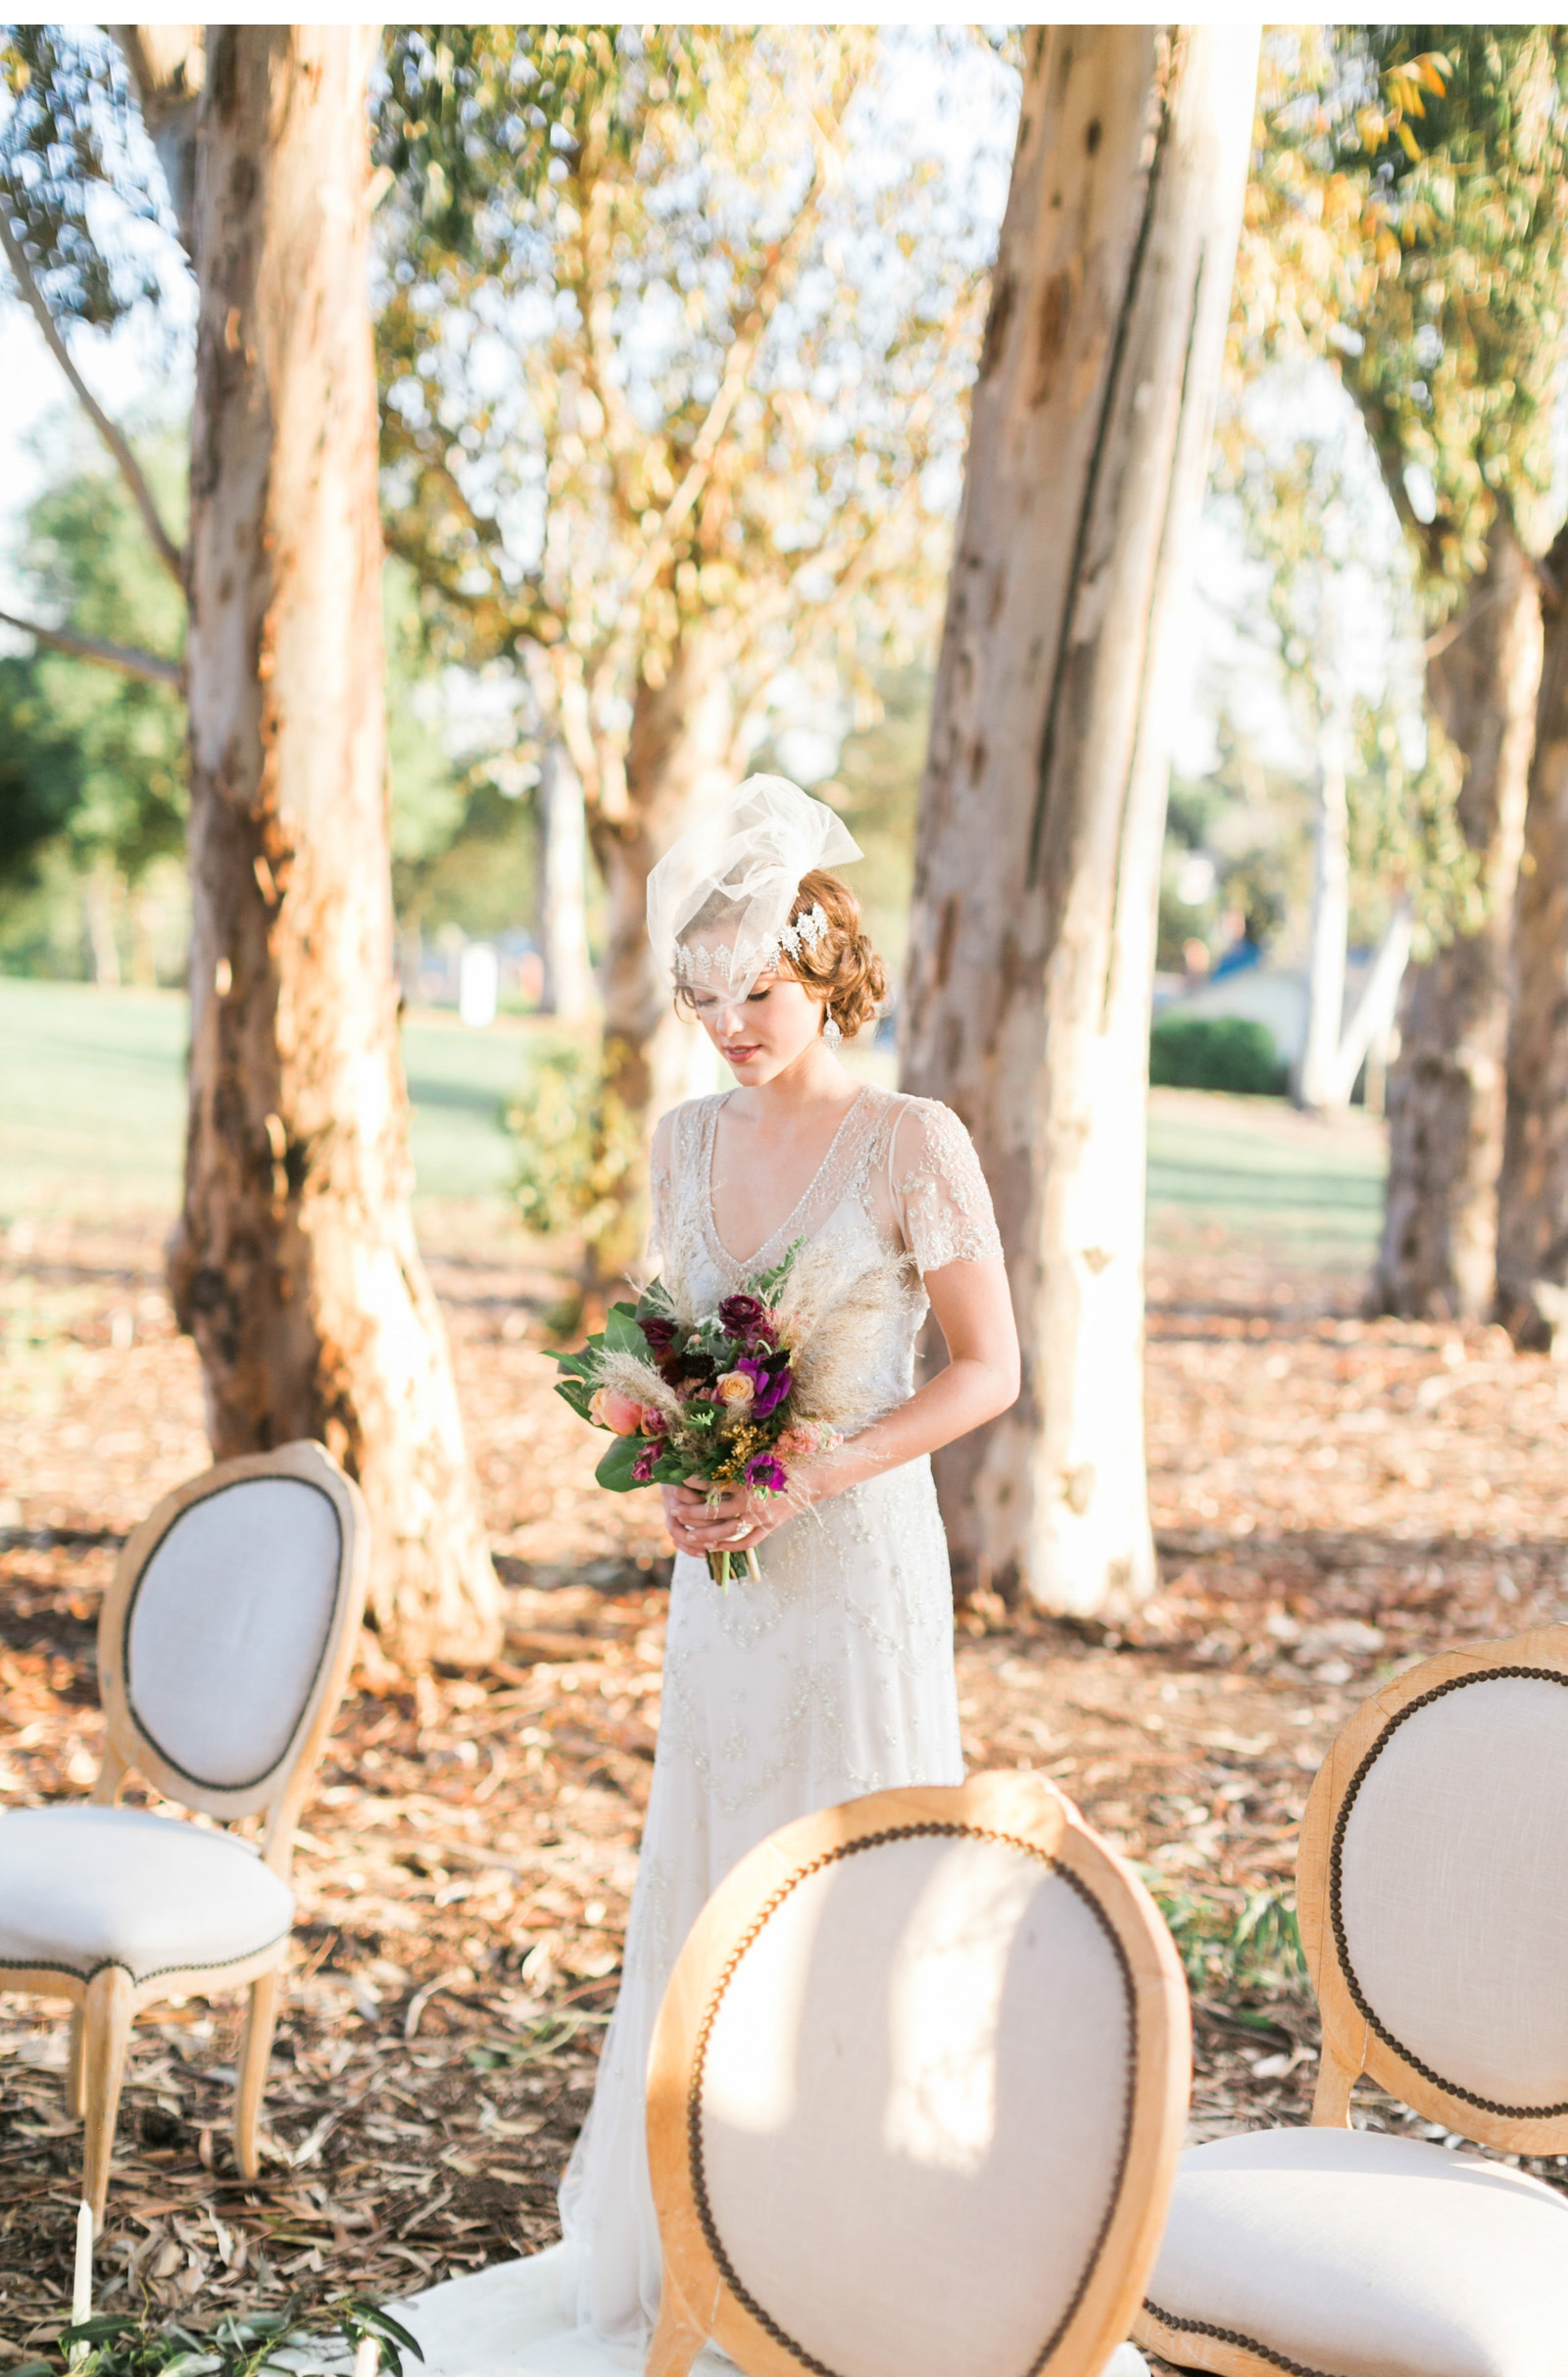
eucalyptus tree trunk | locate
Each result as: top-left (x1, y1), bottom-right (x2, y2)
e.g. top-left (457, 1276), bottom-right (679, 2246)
top-left (1298, 696), bottom-right (1350, 1112)
top-left (901, 25), bottom-right (1257, 1616)
top-left (1496, 526), bottom-right (1568, 1347)
top-left (169, 26), bottom-right (501, 1663)
top-left (1370, 521), bottom-right (1543, 1320)
top-left (584, 623), bottom-right (737, 1281)
top-left (537, 741), bottom-right (596, 1023)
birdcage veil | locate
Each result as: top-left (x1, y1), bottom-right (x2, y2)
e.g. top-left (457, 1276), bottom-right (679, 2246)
top-left (647, 775), bottom-right (863, 1003)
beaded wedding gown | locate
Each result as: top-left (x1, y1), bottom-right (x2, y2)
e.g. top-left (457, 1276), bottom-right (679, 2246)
top-left (392, 1084), bottom-right (1134, 2374)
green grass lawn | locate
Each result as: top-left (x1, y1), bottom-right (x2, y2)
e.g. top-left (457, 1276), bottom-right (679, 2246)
top-left (0, 977), bottom-right (548, 1219)
top-left (1147, 1086), bottom-right (1385, 1266)
top-left (0, 979), bottom-right (1388, 1264)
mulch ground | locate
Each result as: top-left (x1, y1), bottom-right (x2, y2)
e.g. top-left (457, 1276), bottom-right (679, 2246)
top-left (3, 1200), bottom-right (1567, 2353)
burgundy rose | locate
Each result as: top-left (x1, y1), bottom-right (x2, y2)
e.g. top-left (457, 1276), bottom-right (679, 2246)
top-left (719, 1292), bottom-right (775, 1344)
top-left (745, 1453), bottom-right (788, 1493)
top-left (639, 1314), bottom-right (678, 1355)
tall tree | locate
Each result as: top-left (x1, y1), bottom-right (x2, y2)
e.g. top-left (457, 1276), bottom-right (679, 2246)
top-left (376, 25), bottom-right (1005, 1274)
top-left (170, 25), bottom-right (501, 1661)
top-left (1247, 30), bottom-right (1568, 1315)
top-left (1496, 527), bottom-right (1568, 1345)
top-left (902, 25), bottom-right (1257, 1614)
top-left (1, 26), bottom-right (502, 1661)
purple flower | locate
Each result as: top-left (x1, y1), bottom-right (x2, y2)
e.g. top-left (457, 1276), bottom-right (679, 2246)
top-left (639, 1313), bottom-right (678, 1355)
top-left (745, 1453), bottom-right (788, 1494)
top-left (631, 1442), bottom-right (660, 1484)
top-left (719, 1292), bottom-right (775, 1344)
top-left (748, 1359), bottom-right (793, 1419)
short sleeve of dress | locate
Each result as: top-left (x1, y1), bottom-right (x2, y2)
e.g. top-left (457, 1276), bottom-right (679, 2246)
top-left (889, 1099), bottom-right (1004, 1274)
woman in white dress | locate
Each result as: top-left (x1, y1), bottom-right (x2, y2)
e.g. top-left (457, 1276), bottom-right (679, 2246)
top-left (558, 776), bottom-right (1020, 2346)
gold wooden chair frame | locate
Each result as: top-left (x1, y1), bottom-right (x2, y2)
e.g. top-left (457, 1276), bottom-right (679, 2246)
top-left (1136, 1623), bottom-right (1568, 2375)
top-left (0, 1442), bottom-right (367, 2223)
top-left (645, 1769), bottom-right (1191, 2377)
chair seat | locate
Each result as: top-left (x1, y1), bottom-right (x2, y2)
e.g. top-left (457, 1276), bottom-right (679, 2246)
top-left (0, 1806), bottom-right (294, 1986)
top-left (1144, 2125), bottom-right (1568, 2377)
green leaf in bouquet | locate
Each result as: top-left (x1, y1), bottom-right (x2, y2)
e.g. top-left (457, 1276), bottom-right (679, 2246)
top-left (547, 1346), bottom-right (597, 1378)
top-left (749, 1237), bottom-right (804, 1303)
top-left (602, 1301), bottom-right (647, 1353)
top-left (554, 1377), bottom-right (596, 1420)
top-left (595, 1432), bottom-right (650, 1490)
top-left (636, 1275), bottom-right (676, 1320)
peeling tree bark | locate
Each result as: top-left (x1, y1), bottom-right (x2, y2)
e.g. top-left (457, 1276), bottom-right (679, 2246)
top-left (537, 741), bottom-right (596, 1025)
top-left (583, 622), bottom-right (737, 1281)
top-left (901, 25), bottom-right (1256, 1617)
top-left (1496, 525), bottom-right (1568, 1346)
top-left (170, 26), bottom-right (500, 1663)
top-left (1370, 520), bottom-right (1543, 1321)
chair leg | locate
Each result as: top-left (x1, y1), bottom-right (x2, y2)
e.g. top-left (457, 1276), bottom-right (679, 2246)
top-left (66, 2005), bottom-right (87, 2121)
top-left (80, 1965), bottom-right (135, 2229)
top-left (234, 1967), bottom-right (282, 2181)
top-left (647, 2264), bottom-right (708, 2377)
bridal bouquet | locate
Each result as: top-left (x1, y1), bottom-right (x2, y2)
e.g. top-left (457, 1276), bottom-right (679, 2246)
top-left (551, 1238), bottom-right (912, 1586)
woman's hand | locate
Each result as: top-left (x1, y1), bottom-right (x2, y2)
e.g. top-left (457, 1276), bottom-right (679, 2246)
top-left (660, 1477), bottom-right (805, 1560)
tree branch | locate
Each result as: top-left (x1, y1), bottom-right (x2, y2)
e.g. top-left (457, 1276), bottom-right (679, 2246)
top-left (0, 209), bottom-right (187, 590)
top-left (0, 607), bottom-right (183, 688)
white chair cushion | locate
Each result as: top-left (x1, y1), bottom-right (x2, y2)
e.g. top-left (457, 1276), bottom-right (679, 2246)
top-left (126, 1474), bottom-right (341, 1791)
top-left (0, 1807), bottom-right (294, 1985)
top-left (1145, 2125), bottom-right (1568, 2377)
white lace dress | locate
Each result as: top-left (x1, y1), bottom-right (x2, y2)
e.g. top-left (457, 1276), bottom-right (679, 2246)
top-left (558, 1082), bottom-right (1004, 2343)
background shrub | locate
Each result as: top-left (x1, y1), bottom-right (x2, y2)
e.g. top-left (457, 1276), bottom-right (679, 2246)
top-left (1150, 1013), bottom-right (1287, 1097)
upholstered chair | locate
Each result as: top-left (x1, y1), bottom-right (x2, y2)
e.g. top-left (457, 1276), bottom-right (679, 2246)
top-left (1137, 1624), bottom-right (1568, 2377)
top-left (0, 1442), bottom-right (367, 2224)
top-left (644, 1769), bottom-right (1191, 2377)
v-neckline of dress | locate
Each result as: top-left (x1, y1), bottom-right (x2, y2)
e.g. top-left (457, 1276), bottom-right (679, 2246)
top-left (702, 1085), bottom-right (871, 1279)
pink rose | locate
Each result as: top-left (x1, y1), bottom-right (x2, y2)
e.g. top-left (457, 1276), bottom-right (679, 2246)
top-left (772, 1424), bottom-right (816, 1463)
top-left (714, 1369), bottom-right (756, 1409)
top-left (590, 1385), bottom-right (647, 1436)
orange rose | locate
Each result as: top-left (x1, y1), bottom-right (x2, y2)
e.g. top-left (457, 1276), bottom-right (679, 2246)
top-left (591, 1385), bottom-right (646, 1436)
top-left (714, 1369), bottom-right (756, 1409)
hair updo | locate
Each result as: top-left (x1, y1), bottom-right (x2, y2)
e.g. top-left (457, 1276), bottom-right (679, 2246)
top-left (781, 869), bottom-right (887, 1041)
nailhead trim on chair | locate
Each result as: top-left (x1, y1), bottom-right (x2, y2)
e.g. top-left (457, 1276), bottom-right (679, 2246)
top-left (686, 1819), bottom-right (1138, 2377)
top-left (1329, 1664), bottom-right (1568, 2120)
top-left (1142, 2299), bottom-right (1340, 2377)
top-left (0, 1926), bottom-right (292, 1987)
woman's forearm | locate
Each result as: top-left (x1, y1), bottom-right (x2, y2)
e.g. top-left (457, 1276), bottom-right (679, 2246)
top-left (801, 1354), bottom-right (1016, 1506)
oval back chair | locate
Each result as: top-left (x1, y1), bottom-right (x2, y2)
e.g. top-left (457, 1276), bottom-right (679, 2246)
top-left (646, 1770), bottom-right (1191, 2377)
top-left (1138, 1624), bottom-right (1568, 2377)
top-left (0, 1440), bottom-right (367, 2221)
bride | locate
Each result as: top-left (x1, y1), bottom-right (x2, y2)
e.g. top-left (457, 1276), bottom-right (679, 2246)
top-left (558, 775), bottom-right (1020, 2345)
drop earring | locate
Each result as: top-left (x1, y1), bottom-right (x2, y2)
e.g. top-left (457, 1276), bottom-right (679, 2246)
top-left (822, 1008), bottom-right (843, 1052)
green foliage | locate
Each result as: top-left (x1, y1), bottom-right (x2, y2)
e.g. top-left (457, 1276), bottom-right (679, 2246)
top-left (1147, 1881), bottom-right (1309, 2005)
top-left (0, 26), bottom-right (168, 331)
top-left (1248, 29), bottom-right (1568, 602)
top-left (10, 2296), bottom-right (421, 2377)
top-left (1158, 731), bottom-right (1312, 974)
top-left (1150, 1015), bottom-right (1287, 1099)
top-left (1217, 413), bottom-right (1478, 950)
top-left (507, 1040), bottom-right (639, 1253)
top-left (0, 446), bottom-right (186, 914)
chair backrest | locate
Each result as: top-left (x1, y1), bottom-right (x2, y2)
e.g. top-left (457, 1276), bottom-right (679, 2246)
top-left (96, 1441), bottom-right (368, 1823)
top-left (1298, 1624), bottom-right (1568, 2155)
top-left (648, 1771), bottom-right (1190, 2377)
